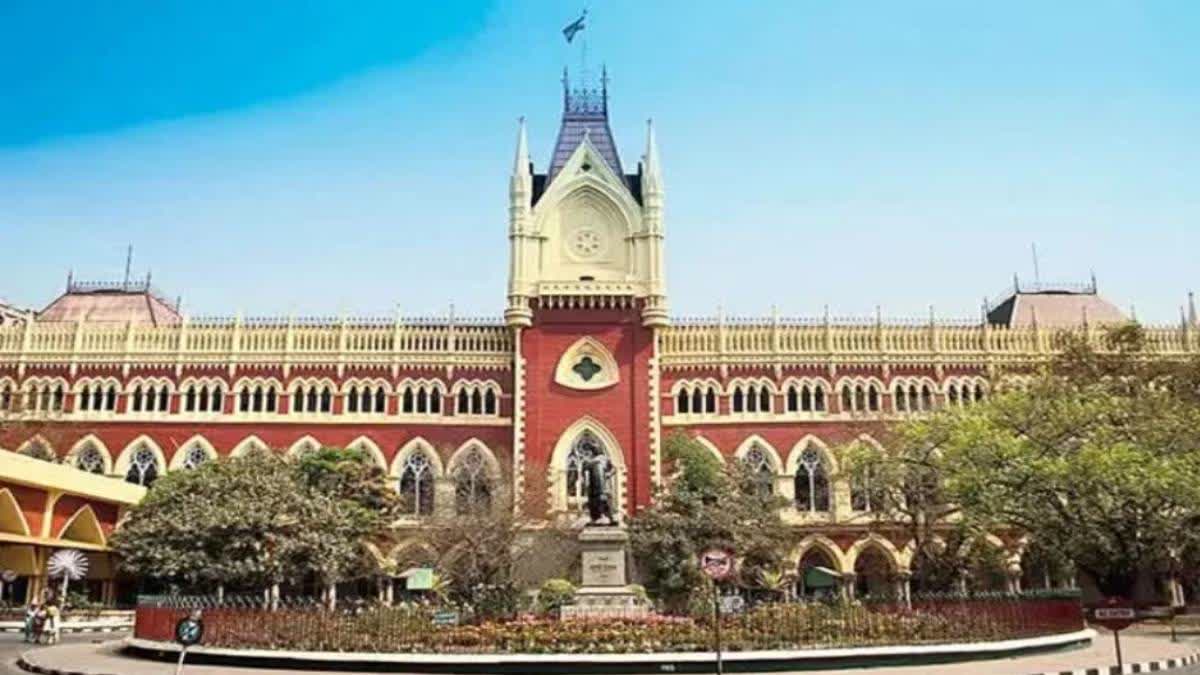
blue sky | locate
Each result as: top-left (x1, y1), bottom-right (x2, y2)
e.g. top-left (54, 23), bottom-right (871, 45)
top-left (2, 1), bottom-right (1197, 322)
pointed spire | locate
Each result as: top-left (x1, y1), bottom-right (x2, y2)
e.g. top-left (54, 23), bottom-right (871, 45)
top-left (512, 116), bottom-right (530, 177)
top-left (642, 118), bottom-right (662, 194)
top-left (1188, 291), bottom-right (1197, 327)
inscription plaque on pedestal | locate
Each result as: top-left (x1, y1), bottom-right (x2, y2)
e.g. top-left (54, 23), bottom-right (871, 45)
top-left (560, 527), bottom-right (648, 619)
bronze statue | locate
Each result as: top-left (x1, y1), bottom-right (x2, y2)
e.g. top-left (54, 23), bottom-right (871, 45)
top-left (581, 440), bottom-right (617, 526)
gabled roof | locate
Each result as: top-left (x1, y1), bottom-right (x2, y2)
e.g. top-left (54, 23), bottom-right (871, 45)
top-left (39, 280), bottom-right (181, 325)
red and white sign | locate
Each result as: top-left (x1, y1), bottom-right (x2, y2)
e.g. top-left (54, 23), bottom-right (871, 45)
top-left (1089, 599), bottom-right (1137, 631)
top-left (699, 548), bottom-right (735, 580)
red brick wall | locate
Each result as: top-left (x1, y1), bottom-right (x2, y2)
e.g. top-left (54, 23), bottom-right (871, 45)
top-left (29, 423), bottom-right (512, 472)
top-left (520, 305), bottom-right (655, 515)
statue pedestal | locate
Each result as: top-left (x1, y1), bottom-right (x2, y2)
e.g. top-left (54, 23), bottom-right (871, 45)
top-left (560, 528), bottom-right (648, 619)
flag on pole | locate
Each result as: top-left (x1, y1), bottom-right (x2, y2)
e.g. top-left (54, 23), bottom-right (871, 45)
top-left (563, 10), bottom-right (586, 43)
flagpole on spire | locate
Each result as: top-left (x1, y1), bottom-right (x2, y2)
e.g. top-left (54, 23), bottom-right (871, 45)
top-left (563, 8), bottom-right (589, 86)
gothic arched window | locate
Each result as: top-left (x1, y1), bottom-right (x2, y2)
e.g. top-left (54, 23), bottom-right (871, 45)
top-left (483, 389), bottom-right (497, 415)
top-left (125, 446), bottom-right (159, 487)
top-left (565, 431), bottom-right (612, 508)
top-left (851, 464), bottom-right (881, 512)
top-left (676, 390), bottom-right (689, 414)
top-left (21, 441), bottom-right (54, 463)
top-left (75, 444), bottom-right (105, 474)
top-left (453, 447), bottom-right (493, 515)
top-left (180, 444), bottom-right (209, 470)
top-left (399, 451), bottom-right (435, 516)
top-left (741, 444), bottom-right (775, 496)
top-left (794, 445), bottom-right (830, 513)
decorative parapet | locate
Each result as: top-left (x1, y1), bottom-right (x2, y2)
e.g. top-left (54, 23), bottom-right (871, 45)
top-left (0, 316), bottom-right (513, 371)
top-left (660, 318), bottom-right (1196, 368)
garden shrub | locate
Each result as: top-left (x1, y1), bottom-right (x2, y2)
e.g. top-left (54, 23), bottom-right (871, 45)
top-left (536, 578), bottom-right (576, 615)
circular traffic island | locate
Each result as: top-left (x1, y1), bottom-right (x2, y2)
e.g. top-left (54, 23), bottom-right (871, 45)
top-left (126, 594), bottom-right (1093, 673)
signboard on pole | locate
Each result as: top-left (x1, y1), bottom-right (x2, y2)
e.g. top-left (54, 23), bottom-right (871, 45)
top-left (699, 548), bottom-right (735, 581)
top-left (1087, 597), bottom-right (1138, 669)
top-left (1091, 606), bottom-right (1136, 631)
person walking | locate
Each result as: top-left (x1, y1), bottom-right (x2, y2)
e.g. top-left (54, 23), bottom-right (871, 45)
top-left (44, 600), bottom-right (61, 644)
top-left (22, 601), bottom-right (39, 643)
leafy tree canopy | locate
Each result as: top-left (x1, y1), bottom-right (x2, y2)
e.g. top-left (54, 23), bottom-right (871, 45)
top-left (630, 432), bottom-right (790, 610)
top-left (112, 449), bottom-right (396, 592)
top-left (851, 324), bottom-right (1200, 597)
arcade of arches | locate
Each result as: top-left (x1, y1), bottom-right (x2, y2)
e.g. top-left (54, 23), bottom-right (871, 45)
top-left (0, 451), bottom-right (144, 605)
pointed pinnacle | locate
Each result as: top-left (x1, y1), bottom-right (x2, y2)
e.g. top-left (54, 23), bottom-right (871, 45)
top-left (513, 116), bottom-right (530, 176)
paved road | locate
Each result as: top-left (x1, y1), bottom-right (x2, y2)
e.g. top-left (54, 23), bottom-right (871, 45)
top-left (0, 630), bottom-right (130, 674)
top-left (4, 630), bottom-right (1199, 675)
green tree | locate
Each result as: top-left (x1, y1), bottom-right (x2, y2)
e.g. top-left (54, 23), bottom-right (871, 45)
top-left (629, 432), bottom-right (789, 611)
top-left (112, 449), bottom-right (398, 599)
top-left (869, 324), bottom-right (1200, 598)
top-left (294, 446), bottom-right (401, 519)
top-left (111, 453), bottom-right (312, 592)
top-left (404, 486), bottom-right (575, 618)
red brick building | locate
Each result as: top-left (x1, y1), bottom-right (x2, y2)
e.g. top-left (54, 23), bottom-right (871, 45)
top-left (2, 73), bottom-right (1194, 600)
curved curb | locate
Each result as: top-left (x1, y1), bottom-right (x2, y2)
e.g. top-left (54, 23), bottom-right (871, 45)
top-left (1025, 650), bottom-right (1200, 675)
top-left (119, 630), bottom-right (1095, 673)
top-left (17, 653), bottom-right (115, 675)
top-left (0, 624), bottom-right (131, 634)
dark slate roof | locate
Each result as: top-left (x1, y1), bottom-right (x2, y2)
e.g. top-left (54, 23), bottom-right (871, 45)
top-left (547, 80), bottom-right (624, 185)
top-left (532, 71), bottom-right (642, 206)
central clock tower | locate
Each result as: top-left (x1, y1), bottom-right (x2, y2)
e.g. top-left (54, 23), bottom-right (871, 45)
top-left (505, 70), bottom-right (667, 519)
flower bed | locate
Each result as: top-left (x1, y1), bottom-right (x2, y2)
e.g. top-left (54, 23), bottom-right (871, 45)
top-left (135, 594), bottom-right (1083, 654)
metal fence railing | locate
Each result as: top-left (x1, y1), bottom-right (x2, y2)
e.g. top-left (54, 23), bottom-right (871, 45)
top-left (134, 592), bottom-right (1084, 654)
